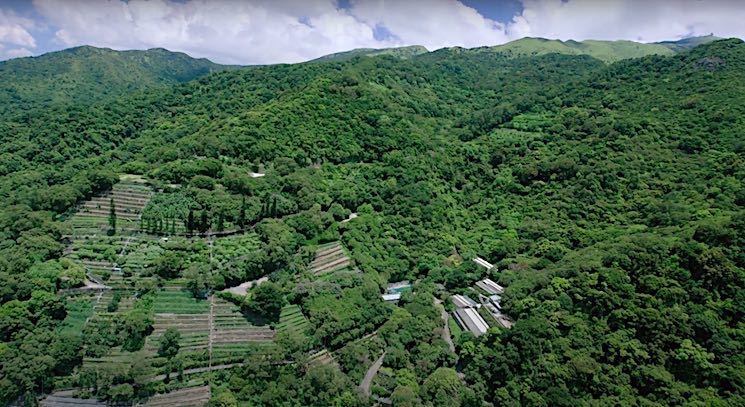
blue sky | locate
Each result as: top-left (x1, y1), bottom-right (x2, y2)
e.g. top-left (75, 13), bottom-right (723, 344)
top-left (0, 0), bottom-right (743, 64)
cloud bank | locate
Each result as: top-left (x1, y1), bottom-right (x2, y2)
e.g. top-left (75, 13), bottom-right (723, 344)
top-left (0, 0), bottom-right (743, 64)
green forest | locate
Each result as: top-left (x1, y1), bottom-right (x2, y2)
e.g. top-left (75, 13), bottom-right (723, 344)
top-left (0, 37), bottom-right (743, 407)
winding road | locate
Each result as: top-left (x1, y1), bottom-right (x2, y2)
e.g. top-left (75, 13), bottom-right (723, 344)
top-left (359, 352), bottom-right (386, 396)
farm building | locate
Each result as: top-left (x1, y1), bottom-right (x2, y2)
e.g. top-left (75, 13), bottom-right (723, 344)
top-left (476, 278), bottom-right (504, 295)
top-left (488, 294), bottom-right (502, 309)
top-left (451, 294), bottom-right (480, 309)
top-left (386, 281), bottom-right (412, 292)
top-left (453, 308), bottom-right (490, 337)
top-left (473, 257), bottom-right (495, 270)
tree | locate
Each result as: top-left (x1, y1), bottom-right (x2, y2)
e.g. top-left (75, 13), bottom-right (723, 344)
top-left (392, 385), bottom-right (423, 407)
top-left (184, 262), bottom-right (211, 298)
top-left (238, 195), bottom-right (247, 228)
top-left (421, 367), bottom-right (464, 406)
top-left (158, 327), bottom-right (181, 359)
top-left (198, 210), bottom-right (210, 233)
top-left (107, 197), bottom-right (116, 235)
top-left (244, 281), bottom-right (286, 322)
top-left (186, 209), bottom-right (195, 234)
top-left (154, 251), bottom-right (184, 280)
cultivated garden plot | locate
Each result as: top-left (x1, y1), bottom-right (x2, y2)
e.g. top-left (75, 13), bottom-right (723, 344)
top-left (144, 385), bottom-right (210, 407)
top-left (308, 349), bottom-right (337, 367)
top-left (154, 289), bottom-right (210, 314)
top-left (211, 233), bottom-right (261, 269)
top-left (276, 304), bottom-right (312, 339)
top-left (309, 241), bottom-right (352, 276)
top-left (118, 236), bottom-right (165, 276)
top-left (40, 393), bottom-right (105, 407)
top-left (145, 312), bottom-right (210, 369)
top-left (66, 181), bottom-right (153, 236)
top-left (57, 294), bottom-right (96, 336)
top-left (211, 297), bottom-right (275, 364)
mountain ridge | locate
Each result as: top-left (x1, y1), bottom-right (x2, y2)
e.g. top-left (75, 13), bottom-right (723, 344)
top-left (0, 45), bottom-right (233, 116)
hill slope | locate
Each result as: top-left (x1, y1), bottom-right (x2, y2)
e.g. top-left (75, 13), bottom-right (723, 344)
top-left (0, 39), bottom-right (743, 406)
top-left (477, 37), bottom-right (676, 62)
top-left (0, 45), bottom-right (232, 115)
top-left (310, 45), bottom-right (429, 62)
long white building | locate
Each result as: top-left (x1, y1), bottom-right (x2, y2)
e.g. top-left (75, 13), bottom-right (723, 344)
top-left (453, 308), bottom-right (490, 337)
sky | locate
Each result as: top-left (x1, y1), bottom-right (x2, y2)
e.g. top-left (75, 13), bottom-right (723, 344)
top-left (0, 0), bottom-right (744, 65)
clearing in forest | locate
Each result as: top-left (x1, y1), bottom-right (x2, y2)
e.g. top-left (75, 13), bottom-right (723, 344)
top-left (309, 241), bottom-right (353, 276)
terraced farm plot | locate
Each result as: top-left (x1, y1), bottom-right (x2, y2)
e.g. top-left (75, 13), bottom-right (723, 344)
top-left (144, 385), bottom-right (210, 407)
top-left (119, 237), bottom-right (164, 276)
top-left (277, 305), bottom-right (312, 338)
top-left (146, 312), bottom-right (210, 368)
top-left (57, 295), bottom-right (95, 336)
top-left (64, 235), bottom-right (131, 284)
top-left (211, 297), bottom-right (275, 364)
top-left (154, 289), bottom-right (210, 314)
top-left (308, 349), bottom-right (337, 367)
top-left (309, 242), bottom-right (352, 276)
top-left (41, 394), bottom-right (105, 407)
top-left (67, 181), bottom-right (152, 236)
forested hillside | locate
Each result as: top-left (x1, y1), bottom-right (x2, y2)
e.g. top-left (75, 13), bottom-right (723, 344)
top-left (0, 46), bottom-right (231, 117)
top-left (0, 38), bottom-right (743, 406)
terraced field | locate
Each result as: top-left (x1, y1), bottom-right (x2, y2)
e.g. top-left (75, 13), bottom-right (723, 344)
top-left (41, 393), bottom-right (105, 407)
top-left (144, 385), bottom-right (210, 407)
top-left (277, 305), bottom-right (312, 338)
top-left (211, 297), bottom-right (275, 365)
top-left (154, 289), bottom-right (210, 314)
top-left (82, 291), bottom-right (137, 368)
top-left (148, 289), bottom-right (211, 368)
top-left (57, 294), bottom-right (96, 336)
top-left (67, 181), bottom-right (152, 236)
top-left (119, 236), bottom-right (165, 276)
top-left (309, 242), bottom-right (352, 276)
top-left (308, 349), bottom-right (337, 366)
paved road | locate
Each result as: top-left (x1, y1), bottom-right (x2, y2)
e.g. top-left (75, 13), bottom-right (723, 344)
top-left (360, 352), bottom-right (386, 396)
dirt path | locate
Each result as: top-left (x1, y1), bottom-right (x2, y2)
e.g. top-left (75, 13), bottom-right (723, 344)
top-left (208, 235), bottom-right (215, 374)
top-left (360, 352), bottom-right (386, 396)
top-left (149, 363), bottom-right (240, 382)
top-left (434, 299), bottom-right (456, 353)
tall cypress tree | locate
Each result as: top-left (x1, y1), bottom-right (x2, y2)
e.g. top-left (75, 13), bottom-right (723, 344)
top-left (108, 197), bottom-right (117, 236)
top-left (270, 196), bottom-right (278, 217)
top-left (186, 209), bottom-right (195, 234)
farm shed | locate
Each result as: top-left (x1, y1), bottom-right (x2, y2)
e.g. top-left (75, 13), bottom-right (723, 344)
top-left (451, 294), bottom-right (480, 309)
top-left (473, 257), bottom-right (495, 270)
top-left (476, 278), bottom-right (504, 295)
top-left (453, 308), bottom-right (490, 337)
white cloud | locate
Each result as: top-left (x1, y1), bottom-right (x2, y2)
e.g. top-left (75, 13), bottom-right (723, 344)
top-left (0, 7), bottom-right (37, 60)
top-left (28, 0), bottom-right (511, 64)
top-left (10, 0), bottom-right (745, 64)
top-left (508, 0), bottom-right (745, 43)
top-left (348, 0), bottom-right (509, 49)
top-left (32, 0), bottom-right (387, 64)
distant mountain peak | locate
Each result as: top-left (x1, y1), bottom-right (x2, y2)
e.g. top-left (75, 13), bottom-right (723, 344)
top-left (310, 45), bottom-right (429, 63)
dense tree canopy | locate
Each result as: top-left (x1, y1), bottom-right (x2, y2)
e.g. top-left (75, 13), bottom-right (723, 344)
top-left (0, 38), bottom-right (743, 406)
